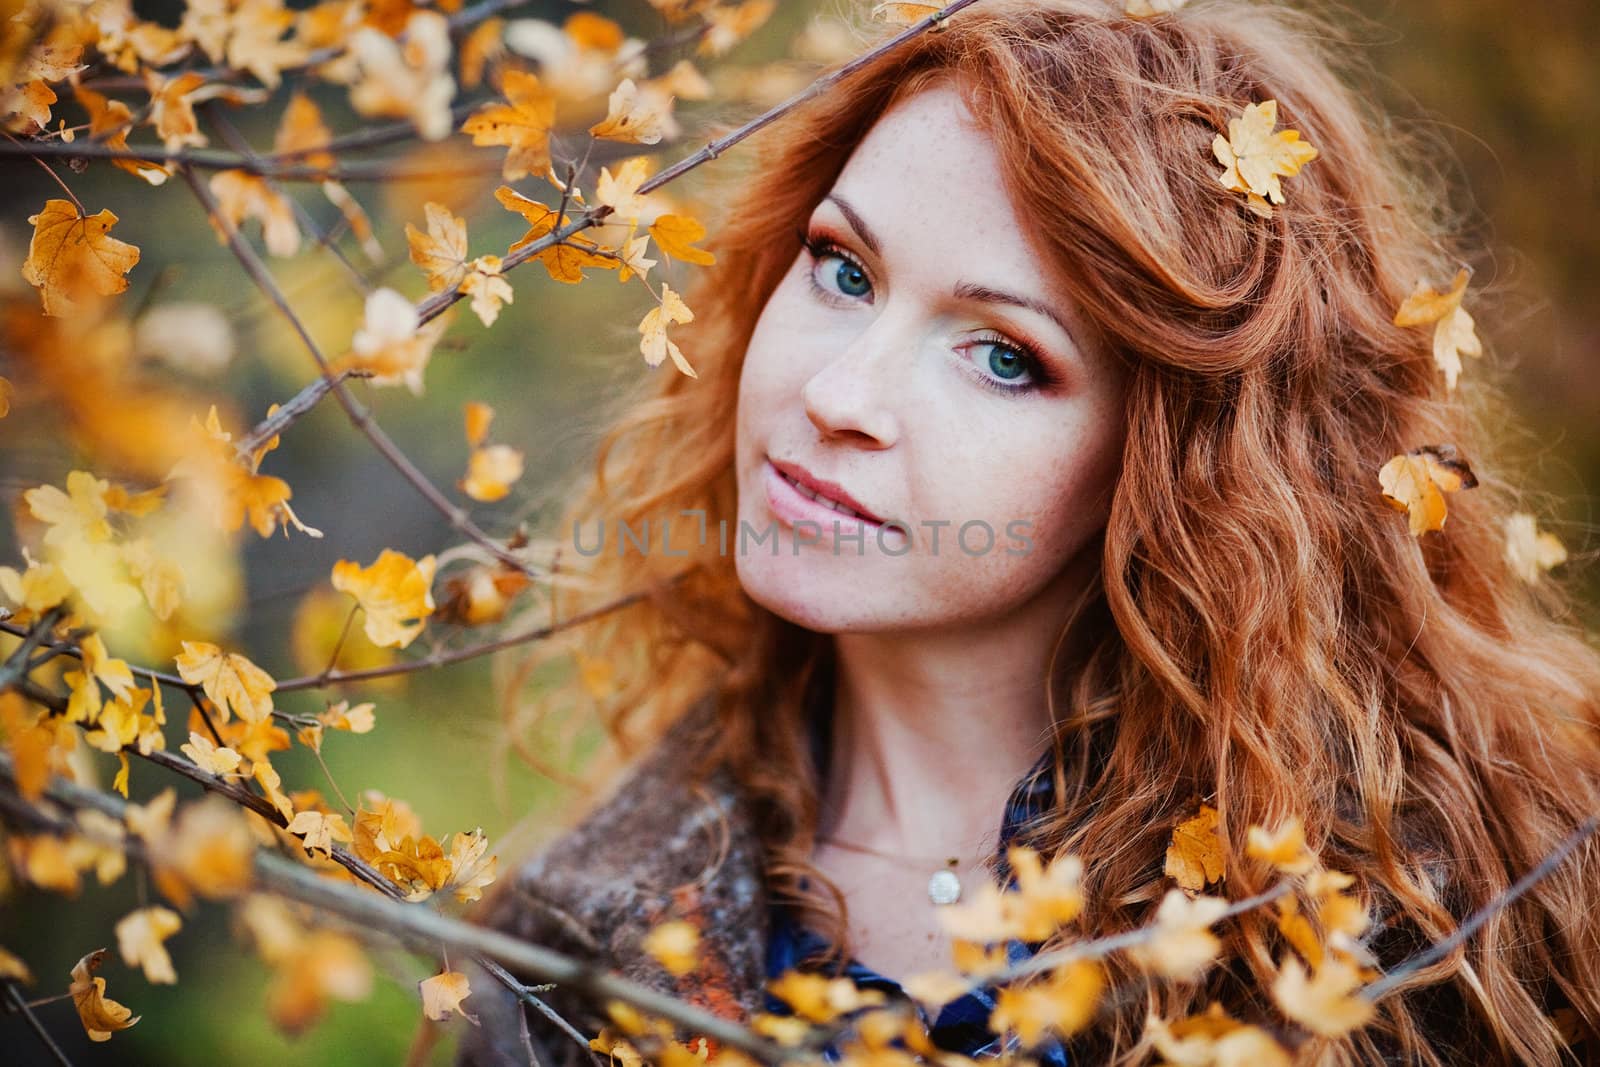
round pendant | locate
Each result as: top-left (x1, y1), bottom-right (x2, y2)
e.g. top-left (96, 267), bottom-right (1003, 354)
top-left (927, 868), bottom-right (962, 905)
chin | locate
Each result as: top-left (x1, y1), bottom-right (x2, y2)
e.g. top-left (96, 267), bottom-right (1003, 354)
top-left (734, 551), bottom-right (880, 634)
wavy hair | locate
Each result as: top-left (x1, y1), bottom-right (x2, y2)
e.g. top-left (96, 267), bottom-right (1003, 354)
top-left (493, 1), bottom-right (1600, 1062)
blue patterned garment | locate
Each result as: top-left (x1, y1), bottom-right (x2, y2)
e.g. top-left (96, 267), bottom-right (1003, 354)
top-left (762, 702), bottom-right (1070, 1066)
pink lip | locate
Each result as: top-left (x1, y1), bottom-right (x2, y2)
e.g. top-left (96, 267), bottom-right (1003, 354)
top-left (767, 459), bottom-right (885, 524)
top-left (763, 460), bottom-right (889, 535)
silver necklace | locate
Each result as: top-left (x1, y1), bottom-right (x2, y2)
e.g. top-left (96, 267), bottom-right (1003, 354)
top-left (816, 836), bottom-right (969, 905)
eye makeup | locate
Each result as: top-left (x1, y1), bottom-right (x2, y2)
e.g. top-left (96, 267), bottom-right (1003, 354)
top-left (793, 223), bottom-right (1062, 397)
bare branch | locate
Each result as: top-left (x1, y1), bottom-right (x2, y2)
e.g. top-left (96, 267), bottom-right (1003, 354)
top-left (3, 983), bottom-right (75, 1067)
top-left (0, 756), bottom-right (796, 1065)
top-left (413, 0), bottom-right (986, 325)
top-left (235, 369), bottom-right (367, 458)
top-left (178, 164), bottom-right (545, 581)
top-left (0, 138), bottom-right (507, 182)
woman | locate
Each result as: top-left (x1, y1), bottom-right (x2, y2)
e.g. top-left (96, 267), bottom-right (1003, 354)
top-left (455, 1), bottom-right (1600, 1064)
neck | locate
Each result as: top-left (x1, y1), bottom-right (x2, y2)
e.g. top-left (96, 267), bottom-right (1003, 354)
top-left (813, 598), bottom-right (1088, 865)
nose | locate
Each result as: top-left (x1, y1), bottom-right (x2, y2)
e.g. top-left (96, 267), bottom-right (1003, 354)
top-left (800, 318), bottom-right (904, 448)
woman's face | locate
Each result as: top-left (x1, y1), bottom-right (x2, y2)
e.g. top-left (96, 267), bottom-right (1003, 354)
top-left (734, 82), bottom-right (1129, 634)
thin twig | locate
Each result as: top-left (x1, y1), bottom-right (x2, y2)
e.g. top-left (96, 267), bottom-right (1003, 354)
top-left (1362, 811), bottom-right (1600, 1001)
top-left (413, 0), bottom-right (987, 326)
top-left (3, 131), bottom-right (85, 213)
top-left (77, 0), bottom-right (528, 93)
top-left (3, 983), bottom-right (74, 1067)
top-left (0, 757), bottom-right (796, 1065)
top-left (0, 578), bottom-right (654, 704)
top-left (204, 104), bottom-right (371, 293)
top-left (235, 369), bottom-right (366, 459)
top-left (0, 137), bottom-right (506, 181)
top-left (0, 608), bottom-right (64, 691)
top-left (179, 164), bottom-right (543, 580)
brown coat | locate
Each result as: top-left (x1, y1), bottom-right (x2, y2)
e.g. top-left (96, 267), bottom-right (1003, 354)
top-left (454, 693), bottom-right (770, 1067)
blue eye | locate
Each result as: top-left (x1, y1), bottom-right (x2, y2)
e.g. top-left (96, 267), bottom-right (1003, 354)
top-left (964, 332), bottom-right (1054, 398)
top-left (832, 257), bottom-right (871, 298)
top-left (798, 228), bottom-right (873, 303)
top-left (794, 226), bottom-right (1055, 399)
top-left (981, 340), bottom-right (1029, 382)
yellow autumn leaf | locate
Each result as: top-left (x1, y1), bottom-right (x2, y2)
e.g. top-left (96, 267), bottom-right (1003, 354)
top-left (420, 969), bottom-right (475, 1021)
top-left (1504, 511), bottom-right (1568, 584)
top-left (589, 78), bottom-right (669, 144)
top-left (1164, 803), bottom-right (1226, 891)
top-left (436, 565), bottom-right (531, 626)
top-left (330, 549), bottom-right (437, 649)
top-left (143, 70), bottom-right (207, 152)
top-left (69, 949), bottom-right (140, 1041)
top-left (642, 919), bottom-right (700, 976)
top-left (169, 406), bottom-right (322, 540)
top-left (227, 0), bottom-right (310, 88)
top-left (1126, 888), bottom-right (1228, 979)
top-left (445, 828), bottom-right (498, 903)
top-left (1305, 868), bottom-right (1371, 941)
top-left (174, 641), bottom-right (276, 724)
top-left (181, 730), bottom-right (244, 776)
top-left (1245, 817), bottom-right (1317, 876)
top-left (701, 0), bottom-right (776, 55)
top-left (1275, 894), bottom-right (1324, 970)
top-left (902, 970), bottom-right (974, 1012)
top-left (318, 700), bottom-right (376, 734)
top-left (617, 233), bottom-right (658, 284)
top-left (1393, 268), bottom-right (1482, 392)
top-left (115, 907), bottom-right (182, 984)
top-left (595, 157), bottom-right (653, 224)
top-left (460, 16), bottom-right (506, 88)
top-left (1006, 845), bottom-right (1086, 941)
top-left (273, 93), bottom-right (334, 173)
top-left (336, 287), bottom-right (450, 395)
top-left (348, 12), bottom-right (454, 140)
top-left (989, 959), bottom-right (1103, 1047)
top-left (648, 214), bottom-right (715, 265)
top-left (495, 186), bottom-right (617, 284)
top-left (464, 402), bottom-right (494, 448)
top-left (766, 971), bottom-right (886, 1023)
top-left (461, 444), bottom-right (524, 502)
top-left (1211, 99), bottom-right (1319, 219)
top-left (406, 202), bottom-right (469, 293)
top-left (80, 633), bottom-right (137, 705)
top-left (1377, 444), bottom-right (1478, 536)
top-left (0, 557), bottom-right (73, 618)
top-left (639, 283), bottom-right (697, 378)
top-left (208, 170), bottom-right (302, 258)
top-left (869, 2), bottom-right (942, 27)
top-left (0, 945), bottom-right (32, 984)
top-left (74, 85), bottom-right (171, 185)
top-left (23, 199), bottom-right (141, 317)
top-left (1145, 1004), bottom-right (1292, 1067)
top-left (252, 755), bottom-right (297, 821)
top-left (1271, 956), bottom-right (1375, 1037)
top-left (460, 255), bottom-right (515, 327)
top-left (286, 810), bottom-right (354, 858)
top-left (462, 68), bottom-right (557, 181)
top-left (148, 796), bottom-right (256, 909)
top-left (938, 881), bottom-right (1017, 945)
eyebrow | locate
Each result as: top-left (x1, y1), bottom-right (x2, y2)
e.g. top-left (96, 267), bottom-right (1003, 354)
top-left (824, 192), bottom-right (1082, 351)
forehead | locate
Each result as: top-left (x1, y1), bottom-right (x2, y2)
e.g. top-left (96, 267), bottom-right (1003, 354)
top-left (825, 83), bottom-right (1069, 299)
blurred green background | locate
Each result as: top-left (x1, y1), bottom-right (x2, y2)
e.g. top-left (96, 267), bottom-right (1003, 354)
top-left (0, 0), bottom-right (1597, 1064)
